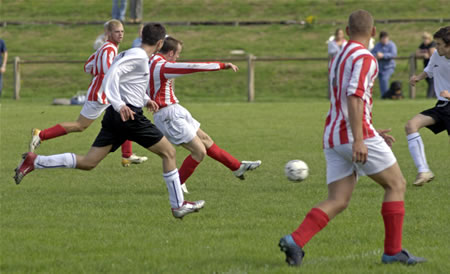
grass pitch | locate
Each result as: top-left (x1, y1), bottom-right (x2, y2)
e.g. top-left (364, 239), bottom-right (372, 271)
top-left (1, 99), bottom-right (449, 273)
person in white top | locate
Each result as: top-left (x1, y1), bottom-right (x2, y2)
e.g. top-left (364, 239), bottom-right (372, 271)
top-left (279, 10), bottom-right (425, 267)
top-left (148, 36), bottom-right (261, 193)
top-left (406, 26), bottom-right (450, 186)
top-left (15, 23), bottom-right (205, 219)
top-left (327, 28), bottom-right (347, 59)
top-left (29, 19), bottom-right (147, 167)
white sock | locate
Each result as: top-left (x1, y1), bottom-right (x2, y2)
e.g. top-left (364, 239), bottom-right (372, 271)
top-left (34, 153), bottom-right (77, 169)
top-left (163, 169), bottom-right (184, 208)
top-left (407, 133), bottom-right (430, 173)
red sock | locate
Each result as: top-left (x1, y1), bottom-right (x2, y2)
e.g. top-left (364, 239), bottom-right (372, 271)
top-left (121, 140), bottom-right (133, 158)
top-left (179, 155), bottom-right (200, 184)
top-left (381, 201), bottom-right (404, 255)
top-left (291, 208), bottom-right (329, 248)
top-left (206, 143), bottom-right (241, 171)
top-left (39, 124), bottom-right (68, 141)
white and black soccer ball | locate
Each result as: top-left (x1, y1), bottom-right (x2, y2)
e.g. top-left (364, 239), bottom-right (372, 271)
top-left (285, 160), bottom-right (309, 182)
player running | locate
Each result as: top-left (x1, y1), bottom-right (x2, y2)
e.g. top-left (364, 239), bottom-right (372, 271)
top-left (279, 10), bottom-right (425, 266)
top-left (29, 19), bottom-right (148, 167)
top-left (148, 36), bottom-right (261, 193)
top-left (406, 26), bottom-right (450, 186)
top-left (15, 23), bottom-right (204, 219)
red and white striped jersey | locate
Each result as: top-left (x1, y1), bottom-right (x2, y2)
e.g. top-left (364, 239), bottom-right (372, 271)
top-left (84, 40), bottom-right (118, 104)
top-left (323, 40), bottom-right (379, 149)
top-left (148, 54), bottom-right (225, 108)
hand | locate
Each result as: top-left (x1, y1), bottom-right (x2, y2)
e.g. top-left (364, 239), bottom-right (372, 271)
top-left (440, 90), bottom-right (450, 99)
top-left (377, 128), bottom-right (396, 147)
top-left (146, 100), bottom-right (159, 113)
top-left (410, 75), bottom-right (419, 86)
top-left (119, 105), bottom-right (135, 122)
top-left (376, 52), bottom-right (384, 59)
top-left (0, 66), bottom-right (5, 74)
top-left (224, 63), bottom-right (239, 72)
top-left (352, 139), bottom-right (368, 164)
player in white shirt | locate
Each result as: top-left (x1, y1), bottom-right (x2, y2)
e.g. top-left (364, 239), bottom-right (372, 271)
top-left (28, 19), bottom-right (147, 167)
top-left (148, 36), bottom-right (261, 193)
top-left (15, 23), bottom-right (204, 219)
top-left (279, 10), bottom-right (425, 267)
top-left (406, 26), bottom-right (450, 186)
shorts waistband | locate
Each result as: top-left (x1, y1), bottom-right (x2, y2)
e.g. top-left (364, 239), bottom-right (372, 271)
top-left (436, 100), bottom-right (449, 107)
top-left (126, 104), bottom-right (143, 114)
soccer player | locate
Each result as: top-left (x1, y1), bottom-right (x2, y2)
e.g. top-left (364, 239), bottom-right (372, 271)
top-left (278, 10), bottom-right (425, 266)
top-left (15, 23), bottom-right (204, 219)
top-left (148, 36), bottom-right (261, 193)
top-left (29, 19), bottom-right (148, 167)
top-left (406, 26), bottom-right (450, 186)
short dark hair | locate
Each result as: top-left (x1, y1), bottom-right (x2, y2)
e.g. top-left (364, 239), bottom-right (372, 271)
top-left (434, 26), bottom-right (450, 46)
top-left (348, 9), bottom-right (373, 36)
top-left (379, 31), bottom-right (389, 39)
top-left (141, 23), bottom-right (166, 46)
top-left (159, 37), bottom-right (183, 54)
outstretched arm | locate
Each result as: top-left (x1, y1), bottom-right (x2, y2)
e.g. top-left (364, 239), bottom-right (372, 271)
top-left (410, 71), bottom-right (429, 86)
top-left (162, 61), bottom-right (238, 79)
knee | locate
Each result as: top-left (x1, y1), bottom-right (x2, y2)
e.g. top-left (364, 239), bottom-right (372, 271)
top-left (405, 119), bottom-right (418, 134)
top-left (387, 177), bottom-right (406, 194)
top-left (330, 197), bottom-right (351, 214)
top-left (192, 147), bottom-right (207, 162)
top-left (160, 145), bottom-right (176, 160)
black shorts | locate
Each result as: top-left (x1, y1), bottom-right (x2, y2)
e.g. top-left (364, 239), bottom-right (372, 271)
top-left (92, 105), bottom-right (164, 152)
top-left (421, 100), bottom-right (450, 135)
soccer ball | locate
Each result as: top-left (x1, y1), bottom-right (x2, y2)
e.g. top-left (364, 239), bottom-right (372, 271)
top-left (285, 160), bottom-right (309, 182)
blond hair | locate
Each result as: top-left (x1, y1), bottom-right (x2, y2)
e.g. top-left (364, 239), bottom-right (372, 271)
top-left (104, 19), bottom-right (123, 32)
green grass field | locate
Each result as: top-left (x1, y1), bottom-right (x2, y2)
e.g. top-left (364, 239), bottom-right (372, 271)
top-left (1, 99), bottom-right (449, 273)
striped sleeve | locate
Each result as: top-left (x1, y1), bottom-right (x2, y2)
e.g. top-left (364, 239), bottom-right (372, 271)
top-left (347, 54), bottom-right (377, 98)
top-left (84, 53), bottom-right (95, 75)
top-left (101, 47), bottom-right (116, 74)
top-left (162, 61), bottom-right (225, 79)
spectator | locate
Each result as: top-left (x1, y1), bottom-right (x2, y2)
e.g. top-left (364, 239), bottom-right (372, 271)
top-left (0, 38), bottom-right (7, 97)
top-left (112, 0), bottom-right (127, 22)
top-left (327, 28), bottom-right (347, 59)
top-left (415, 32), bottom-right (437, 98)
top-left (131, 24), bottom-right (144, 48)
top-left (371, 31), bottom-right (397, 97)
top-left (128, 0), bottom-right (142, 24)
top-left (382, 81), bottom-right (403, 100)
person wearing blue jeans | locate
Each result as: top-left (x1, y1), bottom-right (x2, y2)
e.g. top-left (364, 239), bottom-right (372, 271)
top-left (112, 0), bottom-right (127, 22)
top-left (372, 31), bottom-right (397, 97)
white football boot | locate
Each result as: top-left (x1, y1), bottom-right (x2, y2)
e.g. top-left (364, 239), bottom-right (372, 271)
top-left (29, 128), bottom-right (41, 152)
top-left (233, 160), bottom-right (262, 180)
top-left (121, 154), bottom-right (148, 167)
top-left (172, 200), bottom-right (205, 219)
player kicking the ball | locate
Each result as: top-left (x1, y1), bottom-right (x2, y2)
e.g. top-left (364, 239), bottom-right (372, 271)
top-left (279, 10), bottom-right (425, 266)
top-left (148, 36), bottom-right (261, 193)
top-left (406, 26), bottom-right (450, 186)
top-left (15, 23), bottom-right (204, 219)
top-left (29, 19), bottom-right (147, 167)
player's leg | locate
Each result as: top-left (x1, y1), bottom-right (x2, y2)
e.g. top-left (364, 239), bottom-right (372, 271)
top-left (197, 128), bottom-right (261, 180)
top-left (14, 145), bottom-right (111, 185)
top-left (368, 163), bottom-right (426, 264)
top-left (280, 174), bottom-right (356, 266)
top-left (120, 140), bottom-right (148, 167)
top-left (179, 136), bottom-right (206, 185)
top-left (147, 137), bottom-right (204, 218)
top-left (405, 113), bottom-right (436, 185)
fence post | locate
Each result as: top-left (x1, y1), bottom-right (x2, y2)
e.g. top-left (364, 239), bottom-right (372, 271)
top-left (247, 54), bottom-right (255, 102)
top-left (14, 56), bottom-right (21, 100)
top-left (408, 53), bottom-right (416, 99)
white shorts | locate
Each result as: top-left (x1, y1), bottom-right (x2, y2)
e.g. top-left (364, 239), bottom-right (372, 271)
top-left (153, 104), bottom-right (201, 145)
top-left (80, 101), bottom-right (110, 120)
top-left (324, 135), bottom-right (397, 184)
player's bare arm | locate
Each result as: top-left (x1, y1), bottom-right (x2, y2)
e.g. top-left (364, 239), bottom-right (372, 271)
top-left (146, 99), bottom-right (159, 113)
top-left (377, 128), bottom-right (396, 147)
top-left (410, 71), bottom-right (428, 86)
top-left (348, 95), bottom-right (368, 164)
top-left (224, 63), bottom-right (239, 72)
top-left (439, 90), bottom-right (450, 99)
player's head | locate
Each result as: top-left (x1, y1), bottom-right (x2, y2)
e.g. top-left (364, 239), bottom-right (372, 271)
top-left (379, 31), bottom-right (390, 45)
top-left (433, 26), bottom-right (450, 57)
top-left (104, 19), bottom-right (124, 45)
top-left (141, 23), bottom-right (166, 53)
top-left (347, 10), bottom-right (375, 39)
top-left (159, 36), bottom-right (183, 62)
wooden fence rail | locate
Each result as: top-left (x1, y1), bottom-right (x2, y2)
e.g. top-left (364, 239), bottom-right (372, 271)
top-left (12, 55), bottom-right (419, 102)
